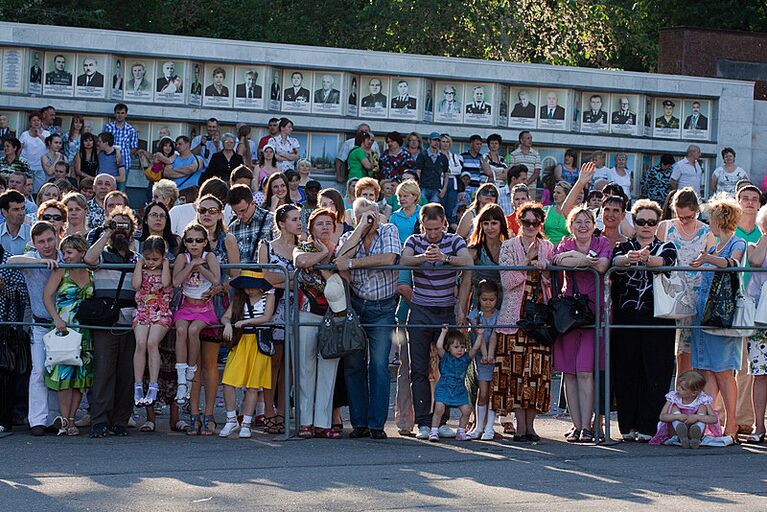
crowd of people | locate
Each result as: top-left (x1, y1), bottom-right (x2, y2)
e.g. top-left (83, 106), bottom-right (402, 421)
top-left (0, 102), bottom-right (765, 449)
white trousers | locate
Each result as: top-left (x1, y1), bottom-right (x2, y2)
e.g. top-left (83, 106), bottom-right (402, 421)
top-left (297, 311), bottom-right (339, 429)
top-left (29, 325), bottom-right (60, 427)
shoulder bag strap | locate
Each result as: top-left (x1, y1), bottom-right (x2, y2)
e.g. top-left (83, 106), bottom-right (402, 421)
top-left (110, 269), bottom-right (127, 309)
top-left (250, 213), bottom-right (269, 262)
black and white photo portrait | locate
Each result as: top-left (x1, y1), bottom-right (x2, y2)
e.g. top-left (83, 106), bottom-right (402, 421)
top-left (498, 86), bottom-right (509, 124)
top-left (389, 78), bottom-right (418, 120)
top-left (236, 69), bottom-right (262, 99)
top-left (43, 52), bottom-right (75, 97)
top-left (654, 98), bottom-right (681, 139)
top-left (464, 84), bottom-right (493, 126)
top-left (233, 66), bottom-right (264, 110)
top-left (29, 51), bottom-right (42, 90)
top-left (540, 91), bottom-right (565, 120)
top-left (580, 92), bottom-right (609, 133)
top-left (538, 89), bottom-right (568, 130)
top-left (682, 99), bottom-right (710, 140)
top-left (391, 80), bottom-right (416, 109)
top-left (154, 60), bottom-right (185, 104)
top-left (282, 70), bottom-right (311, 112)
top-left (312, 72), bottom-right (342, 115)
top-left (359, 76), bottom-right (388, 118)
top-left (203, 64), bottom-right (234, 108)
top-left (75, 54), bottom-right (105, 98)
top-left (435, 82), bottom-right (462, 124)
top-left (610, 95), bottom-right (639, 135)
top-left (348, 76), bottom-right (358, 106)
top-left (509, 87), bottom-right (537, 128)
top-left (123, 58), bottom-right (153, 102)
top-left (465, 86), bottom-right (491, 115)
top-left (270, 70), bottom-right (280, 101)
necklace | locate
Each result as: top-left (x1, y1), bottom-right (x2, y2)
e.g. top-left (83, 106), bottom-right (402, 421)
top-left (676, 219), bottom-right (696, 239)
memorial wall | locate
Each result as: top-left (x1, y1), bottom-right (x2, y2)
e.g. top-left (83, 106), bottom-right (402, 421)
top-left (0, 22), bottom-right (758, 197)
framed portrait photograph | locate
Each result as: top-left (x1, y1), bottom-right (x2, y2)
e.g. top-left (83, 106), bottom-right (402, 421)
top-left (388, 77), bottom-right (419, 120)
top-left (580, 92), bottom-right (609, 133)
top-left (682, 99), bottom-right (710, 140)
top-left (154, 60), bottom-right (185, 104)
top-left (0, 111), bottom-right (20, 148)
top-left (509, 87), bottom-right (538, 128)
top-left (643, 96), bottom-right (653, 137)
top-left (281, 69), bottom-right (311, 113)
top-left (43, 51), bottom-right (75, 97)
top-left (347, 74), bottom-right (359, 117)
top-left (0, 48), bottom-right (23, 93)
top-left (609, 94), bottom-right (640, 135)
top-left (233, 65), bottom-right (265, 110)
top-left (123, 58), bottom-right (154, 103)
top-left (309, 132), bottom-right (340, 170)
top-left (74, 54), bottom-right (106, 99)
top-left (422, 79), bottom-right (434, 122)
top-left (188, 62), bottom-right (203, 107)
top-left (434, 81), bottom-right (463, 124)
top-left (653, 98), bottom-right (682, 139)
top-left (537, 89), bottom-right (568, 130)
top-left (311, 71), bottom-right (343, 115)
top-left (463, 83), bottom-right (494, 126)
top-left (267, 67), bottom-right (281, 110)
top-left (203, 63), bottom-right (234, 108)
top-left (497, 85), bottom-right (509, 127)
top-left (359, 75), bottom-right (389, 118)
top-left (148, 122), bottom-right (186, 153)
top-left (27, 49), bottom-right (42, 94)
top-left (110, 56), bottom-right (124, 100)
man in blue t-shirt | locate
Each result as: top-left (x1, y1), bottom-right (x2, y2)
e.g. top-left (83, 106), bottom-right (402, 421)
top-left (165, 135), bottom-right (206, 196)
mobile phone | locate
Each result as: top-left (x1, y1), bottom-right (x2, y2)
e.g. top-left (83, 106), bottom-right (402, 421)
top-left (588, 250), bottom-right (597, 258)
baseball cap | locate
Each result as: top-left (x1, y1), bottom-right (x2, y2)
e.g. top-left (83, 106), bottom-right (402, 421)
top-left (428, 131), bottom-right (441, 140)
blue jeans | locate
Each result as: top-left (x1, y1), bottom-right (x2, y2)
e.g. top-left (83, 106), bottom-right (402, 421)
top-left (422, 187), bottom-right (441, 204)
top-left (443, 184), bottom-right (458, 225)
top-left (346, 295), bottom-right (396, 430)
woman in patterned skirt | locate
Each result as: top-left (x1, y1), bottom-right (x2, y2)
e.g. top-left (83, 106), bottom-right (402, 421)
top-left (492, 202), bottom-right (554, 442)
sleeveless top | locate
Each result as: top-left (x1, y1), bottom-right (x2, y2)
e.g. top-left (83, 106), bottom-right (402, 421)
top-left (81, 152), bottom-right (99, 177)
top-left (543, 205), bottom-right (570, 246)
top-left (181, 251), bottom-right (213, 299)
top-left (97, 149), bottom-right (119, 177)
top-left (666, 221), bottom-right (710, 298)
top-left (470, 242), bottom-right (503, 309)
top-left (263, 239), bottom-right (296, 338)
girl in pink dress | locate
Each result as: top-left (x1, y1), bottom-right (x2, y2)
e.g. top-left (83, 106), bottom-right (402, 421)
top-left (132, 236), bottom-right (173, 406)
top-left (650, 370), bottom-right (721, 448)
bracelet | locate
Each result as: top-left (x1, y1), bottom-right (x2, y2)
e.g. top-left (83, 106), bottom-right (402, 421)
top-left (348, 258), bottom-right (353, 270)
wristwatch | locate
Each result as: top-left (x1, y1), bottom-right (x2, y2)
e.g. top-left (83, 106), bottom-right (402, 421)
top-left (348, 259), bottom-right (354, 270)
top-left (445, 255), bottom-right (452, 264)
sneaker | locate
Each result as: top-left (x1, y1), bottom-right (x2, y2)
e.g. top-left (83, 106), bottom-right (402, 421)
top-left (75, 414), bottom-right (91, 427)
top-left (455, 431), bottom-right (472, 441)
top-left (689, 425), bottom-right (702, 449)
top-left (415, 426), bottom-right (431, 440)
top-left (469, 429), bottom-right (483, 439)
top-left (239, 424), bottom-right (252, 438)
top-left (622, 430), bottom-right (637, 442)
top-left (127, 416), bottom-right (137, 428)
top-left (428, 432), bottom-right (439, 442)
top-left (635, 433), bottom-right (652, 443)
top-left (437, 425), bottom-right (456, 438)
top-left (675, 422), bottom-right (690, 449)
top-left (219, 420), bottom-right (240, 437)
top-left (481, 431), bottom-right (495, 441)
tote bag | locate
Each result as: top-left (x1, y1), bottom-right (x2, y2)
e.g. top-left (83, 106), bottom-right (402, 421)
top-left (43, 328), bottom-right (83, 367)
top-left (653, 268), bottom-right (695, 319)
top-left (754, 281), bottom-right (767, 325)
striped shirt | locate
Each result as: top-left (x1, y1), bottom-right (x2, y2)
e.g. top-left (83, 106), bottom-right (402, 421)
top-left (405, 232), bottom-right (467, 307)
top-left (460, 150), bottom-right (484, 190)
top-left (505, 147), bottom-right (541, 176)
top-left (338, 223), bottom-right (401, 301)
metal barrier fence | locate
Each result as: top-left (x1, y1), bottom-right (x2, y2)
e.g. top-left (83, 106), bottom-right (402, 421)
top-left (601, 264), bottom-right (767, 445)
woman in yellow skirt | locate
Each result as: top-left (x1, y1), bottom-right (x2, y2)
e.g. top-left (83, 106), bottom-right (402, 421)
top-left (219, 270), bottom-right (276, 438)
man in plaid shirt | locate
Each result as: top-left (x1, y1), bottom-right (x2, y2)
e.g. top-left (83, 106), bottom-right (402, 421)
top-left (335, 197), bottom-right (400, 440)
top-left (227, 185), bottom-right (273, 263)
top-left (103, 103), bottom-right (138, 175)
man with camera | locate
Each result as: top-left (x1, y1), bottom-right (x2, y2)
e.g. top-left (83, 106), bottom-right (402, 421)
top-left (334, 197), bottom-right (401, 440)
top-left (191, 118), bottom-right (221, 166)
top-left (84, 206), bottom-right (138, 438)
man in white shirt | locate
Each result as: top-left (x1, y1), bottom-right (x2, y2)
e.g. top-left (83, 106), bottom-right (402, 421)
top-left (670, 145), bottom-right (703, 194)
top-left (590, 150), bottom-right (610, 182)
top-left (191, 118), bottom-right (221, 166)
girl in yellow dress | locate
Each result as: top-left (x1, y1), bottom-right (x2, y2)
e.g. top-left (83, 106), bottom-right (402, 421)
top-left (219, 270), bottom-right (275, 438)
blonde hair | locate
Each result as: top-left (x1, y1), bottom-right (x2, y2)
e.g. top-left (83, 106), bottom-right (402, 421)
top-left (152, 179), bottom-right (180, 206)
top-left (705, 194), bottom-right (742, 233)
top-left (631, 199), bottom-right (662, 218)
top-left (396, 180), bottom-right (421, 199)
top-left (677, 370), bottom-right (706, 393)
top-left (566, 205), bottom-right (596, 228)
top-left (36, 183), bottom-right (60, 205)
top-left (296, 159), bottom-right (311, 171)
top-left (62, 192), bottom-right (87, 211)
top-left (60, 234), bottom-right (88, 253)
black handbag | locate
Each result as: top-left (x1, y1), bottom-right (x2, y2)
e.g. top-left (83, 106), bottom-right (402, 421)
top-left (549, 270), bottom-right (595, 335)
top-left (317, 280), bottom-right (367, 359)
top-left (244, 302), bottom-right (275, 356)
top-left (517, 278), bottom-right (558, 346)
top-left (0, 292), bottom-right (30, 374)
top-left (701, 271), bottom-right (739, 329)
top-left (75, 271), bottom-right (127, 326)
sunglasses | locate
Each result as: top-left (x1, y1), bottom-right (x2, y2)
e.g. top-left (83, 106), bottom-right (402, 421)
top-left (479, 189), bottom-right (498, 197)
top-left (520, 219), bottom-right (541, 228)
top-left (634, 218), bottom-right (658, 227)
top-left (197, 207), bottom-right (220, 215)
top-left (42, 214), bottom-right (63, 222)
top-left (184, 237), bottom-right (206, 244)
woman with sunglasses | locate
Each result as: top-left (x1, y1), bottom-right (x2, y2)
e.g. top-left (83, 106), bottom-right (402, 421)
top-left (187, 194), bottom-right (241, 435)
top-left (456, 182), bottom-right (499, 240)
top-left (494, 202), bottom-right (554, 442)
top-left (611, 199), bottom-right (677, 442)
top-left (36, 199), bottom-right (67, 240)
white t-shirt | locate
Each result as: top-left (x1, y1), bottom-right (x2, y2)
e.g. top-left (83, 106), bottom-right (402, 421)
top-left (268, 135), bottom-right (300, 172)
top-left (607, 167), bottom-right (633, 201)
top-left (169, 202), bottom-right (234, 237)
top-left (713, 166), bottom-right (748, 196)
top-left (593, 165), bottom-right (610, 182)
top-left (19, 129), bottom-right (50, 171)
top-left (670, 157), bottom-right (702, 194)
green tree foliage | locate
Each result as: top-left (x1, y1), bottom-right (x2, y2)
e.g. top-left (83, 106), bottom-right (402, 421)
top-left (2, 0), bottom-right (767, 72)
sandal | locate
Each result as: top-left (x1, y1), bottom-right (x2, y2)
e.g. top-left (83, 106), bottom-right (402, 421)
top-left (134, 383), bottom-right (145, 406)
top-left (502, 422), bottom-right (516, 434)
top-left (332, 423), bottom-right (344, 434)
top-left (186, 414), bottom-right (202, 436)
top-left (745, 432), bottom-right (766, 444)
top-left (89, 422), bottom-right (108, 438)
top-left (139, 421), bottom-right (155, 433)
top-left (266, 415), bottom-right (285, 434)
top-left (579, 429), bottom-right (595, 443)
top-left (66, 418), bottom-right (79, 437)
top-left (201, 415), bottom-right (217, 436)
top-left (175, 383), bottom-right (188, 406)
top-left (566, 429), bottom-right (581, 443)
top-left (172, 420), bottom-right (190, 433)
top-left (144, 383), bottom-right (158, 407)
top-left (298, 425), bottom-right (314, 438)
top-left (314, 427), bottom-right (341, 439)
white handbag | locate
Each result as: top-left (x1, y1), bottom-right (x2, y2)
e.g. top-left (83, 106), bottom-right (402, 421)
top-left (43, 328), bottom-right (83, 367)
top-left (653, 269), bottom-right (695, 319)
top-left (704, 252), bottom-right (755, 337)
top-left (754, 281), bottom-right (767, 325)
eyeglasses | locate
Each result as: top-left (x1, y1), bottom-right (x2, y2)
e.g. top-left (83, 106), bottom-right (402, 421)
top-left (520, 219), bottom-right (541, 228)
top-left (197, 207), bottom-right (220, 215)
top-left (444, 91), bottom-right (455, 95)
top-left (634, 218), bottom-right (658, 227)
top-left (184, 237), bottom-right (206, 244)
top-left (147, 212), bottom-right (165, 219)
top-left (479, 189), bottom-right (498, 197)
top-left (42, 214), bottom-right (63, 222)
